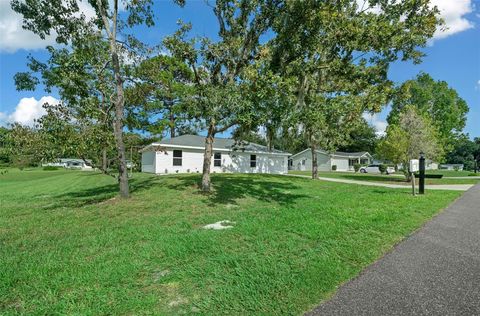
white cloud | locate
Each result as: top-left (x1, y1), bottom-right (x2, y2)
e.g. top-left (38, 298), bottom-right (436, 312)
top-left (431, 0), bottom-right (474, 40)
top-left (476, 79), bottom-right (480, 90)
top-left (356, 0), bottom-right (474, 41)
top-left (0, 1), bottom-right (57, 53)
top-left (0, 1), bottom-right (124, 53)
top-left (363, 112), bottom-right (388, 136)
top-left (0, 96), bottom-right (60, 127)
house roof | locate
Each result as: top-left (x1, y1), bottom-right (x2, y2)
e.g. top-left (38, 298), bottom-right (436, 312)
top-left (58, 158), bottom-right (92, 163)
top-left (141, 134), bottom-right (290, 155)
top-left (289, 148), bottom-right (372, 159)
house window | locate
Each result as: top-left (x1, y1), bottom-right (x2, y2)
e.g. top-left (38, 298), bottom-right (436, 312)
top-left (250, 154), bottom-right (257, 168)
top-left (173, 150), bottom-right (182, 166)
top-left (349, 159), bottom-right (357, 167)
top-left (214, 152), bottom-right (221, 167)
top-left (302, 159), bottom-right (306, 166)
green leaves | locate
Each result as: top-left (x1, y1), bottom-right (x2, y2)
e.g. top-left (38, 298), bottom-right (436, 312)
top-left (388, 72), bottom-right (469, 149)
top-left (378, 105), bottom-right (443, 172)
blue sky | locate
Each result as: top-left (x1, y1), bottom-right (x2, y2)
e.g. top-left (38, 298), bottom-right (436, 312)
top-left (0, 0), bottom-right (479, 138)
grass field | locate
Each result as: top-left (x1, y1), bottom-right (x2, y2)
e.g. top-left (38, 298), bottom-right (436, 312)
top-left (289, 170), bottom-right (480, 185)
top-left (0, 168), bottom-right (461, 315)
top-left (426, 169), bottom-right (479, 177)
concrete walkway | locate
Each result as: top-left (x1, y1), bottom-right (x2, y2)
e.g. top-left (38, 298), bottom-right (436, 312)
top-left (307, 183), bottom-right (480, 316)
top-left (287, 174), bottom-right (474, 191)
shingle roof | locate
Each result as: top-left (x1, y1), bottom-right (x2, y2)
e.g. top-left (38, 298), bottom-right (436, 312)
top-left (289, 148), bottom-right (371, 159)
top-left (331, 150), bottom-right (370, 158)
top-left (145, 134), bottom-right (289, 155)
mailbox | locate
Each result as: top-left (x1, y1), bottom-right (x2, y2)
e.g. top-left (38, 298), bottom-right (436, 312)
top-left (410, 159), bottom-right (419, 172)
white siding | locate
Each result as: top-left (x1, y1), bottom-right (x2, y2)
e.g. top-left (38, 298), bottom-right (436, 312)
top-left (141, 151), bottom-right (155, 173)
top-left (151, 148), bottom-right (288, 175)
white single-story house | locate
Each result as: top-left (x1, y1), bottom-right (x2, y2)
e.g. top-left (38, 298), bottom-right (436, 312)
top-left (289, 149), bottom-right (372, 172)
top-left (439, 163), bottom-right (464, 171)
top-left (397, 160), bottom-right (439, 171)
top-left (43, 158), bottom-right (93, 170)
top-left (140, 134), bottom-right (290, 174)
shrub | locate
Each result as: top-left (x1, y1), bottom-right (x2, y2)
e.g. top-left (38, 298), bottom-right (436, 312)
top-left (353, 163), bottom-right (361, 172)
top-left (43, 166), bottom-right (60, 171)
top-left (468, 173), bottom-right (478, 176)
top-left (332, 165), bottom-right (337, 171)
top-left (453, 165), bottom-right (460, 171)
top-left (379, 164), bottom-right (387, 174)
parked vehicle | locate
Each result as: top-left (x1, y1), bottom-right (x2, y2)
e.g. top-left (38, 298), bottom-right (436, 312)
top-left (359, 164), bottom-right (395, 175)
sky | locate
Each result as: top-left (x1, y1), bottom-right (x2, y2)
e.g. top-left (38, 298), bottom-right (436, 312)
top-left (0, 0), bottom-right (479, 139)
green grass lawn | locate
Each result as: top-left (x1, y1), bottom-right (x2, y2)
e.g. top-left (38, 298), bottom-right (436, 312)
top-left (426, 169), bottom-right (479, 177)
top-left (289, 170), bottom-right (480, 185)
top-left (1, 168), bottom-right (461, 315)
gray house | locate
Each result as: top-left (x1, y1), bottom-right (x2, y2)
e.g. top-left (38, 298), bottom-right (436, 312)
top-left (289, 149), bottom-right (372, 172)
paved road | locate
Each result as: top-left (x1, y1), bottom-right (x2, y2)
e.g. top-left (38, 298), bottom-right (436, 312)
top-left (306, 183), bottom-right (480, 316)
top-left (287, 174), bottom-right (474, 191)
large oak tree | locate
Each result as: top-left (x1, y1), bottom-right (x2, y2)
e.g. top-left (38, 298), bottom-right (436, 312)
top-left (271, 0), bottom-right (442, 179)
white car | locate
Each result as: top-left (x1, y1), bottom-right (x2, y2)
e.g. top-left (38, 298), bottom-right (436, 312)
top-left (359, 164), bottom-right (395, 175)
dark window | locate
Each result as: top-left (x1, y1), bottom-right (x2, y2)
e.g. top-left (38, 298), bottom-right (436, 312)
top-left (214, 152), bottom-right (221, 167)
top-left (250, 154), bottom-right (257, 168)
top-left (173, 150), bottom-right (182, 166)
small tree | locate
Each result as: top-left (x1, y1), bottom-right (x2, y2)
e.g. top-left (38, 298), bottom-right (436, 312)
top-left (379, 164), bottom-right (387, 174)
top-left (353, 163), bottom-right (361, 173)
top-left (377, 106), bottom-right (442, 180)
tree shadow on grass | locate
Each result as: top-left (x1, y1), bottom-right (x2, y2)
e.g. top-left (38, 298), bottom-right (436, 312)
top-left (164, 173), bottom-right (308, 207)
top-left (45, 176), bottom-right (159, 210)
top-left (337, 174), bottom-right (409, 183)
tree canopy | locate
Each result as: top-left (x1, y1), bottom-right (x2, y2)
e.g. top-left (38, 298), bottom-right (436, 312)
top-left (388, 72), bottom-right (469, 148)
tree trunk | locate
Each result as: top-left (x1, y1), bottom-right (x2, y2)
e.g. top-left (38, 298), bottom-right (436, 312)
top-left (266, 125), bottom-right (274, 152)
top-left (102, 147), bottom-right (107, 173)
top-left (311, 143), bottom-right (318, 179)
top-left (201, 122), bottom-right (216, 192)
top-left (97, 0), bottom-right (129, 198)
top-left (169, 112), bottom-right (176, 138)
top-left (111, 50), bottom-right (129, 198)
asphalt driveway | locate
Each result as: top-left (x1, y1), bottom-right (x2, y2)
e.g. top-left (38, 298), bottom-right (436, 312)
top-left (307, 183), bottom-right (480, 315)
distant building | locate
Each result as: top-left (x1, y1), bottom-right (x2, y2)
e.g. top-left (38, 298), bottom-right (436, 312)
top-left (289, 149), bottom-right (372, 172)
top-left (43, 158), bottom-right (93, 170)
top-left (439, 164), bottom-right (464, 171)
